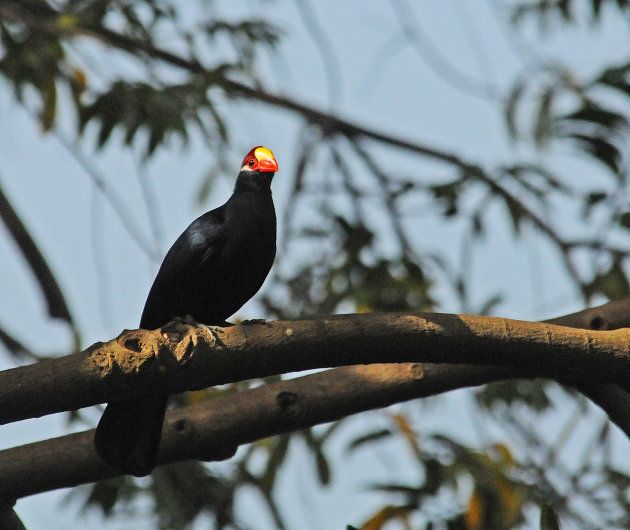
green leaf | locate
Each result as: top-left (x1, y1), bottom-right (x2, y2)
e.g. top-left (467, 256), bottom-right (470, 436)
top-left (74, 476), bottom-right (138, 517)
top-left (0, 325), bottom-right (33, 360)
top-left (567, 132), bottom-right (622, 175)
top-left (301, 429), bottom-right (332, 485)
top-left (502, 194), bottom-right (526, 235)
top-left (315, 447), bottom-right (331, 485)
top-left (477, 294), bottom-right (503, 316)
top-left (540, 504), bottom-right (560, 530)
top-left (258, 434), bottom-right (291, 496)
top-left (358, 505), bottom-right (413, 530)
top-left (430, 181), bottom-right (460, 216)
top-left (476, 380), bottom-right (551, 411)
top-left (471, 211), bottom-right (484, 237)
top-left (505, 78), bottom-right (527, 141)
top-left (151, 462), bottom-right (236, 528)
top-left (585, 259), bottom-right (630, 299)
top-left (586, 191), bottom-right (607, 207)
top-left (561, 102), bottom-right (629, 130)
top-left (534, 86), bottom-right (556, 147)
top-left (582, 191), bottom-right (608, 217)
top-left (620, 212), bottom-right (630, 229)
top-left (504, 163), bottom-right (569, 193)
top-left (592, 0), bottom-right (605, 19)
top-left (346, 429), bottom-right (393, 452)
top-left (41, 77), bottom-right (57, 131)
top-left (597, 61), bottom-right (630, 95)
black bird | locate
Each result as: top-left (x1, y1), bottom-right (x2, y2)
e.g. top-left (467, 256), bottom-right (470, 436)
top-left (94, 146), bottom-right (279, 476)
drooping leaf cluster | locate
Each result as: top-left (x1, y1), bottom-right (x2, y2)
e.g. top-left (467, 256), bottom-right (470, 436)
top-left (0, 0), bottom-right (278, 153)
top-left (509, 0), bottom-right (630, 26)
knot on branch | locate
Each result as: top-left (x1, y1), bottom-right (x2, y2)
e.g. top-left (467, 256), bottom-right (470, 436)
top-left (276, 391), bottom-right (301, 418)
top-left (88, 329), bottom-right (158, 379)
top-left (91, 322), bottom-right (222, 379)
top-left (406, 363), bottom-right (425, 379)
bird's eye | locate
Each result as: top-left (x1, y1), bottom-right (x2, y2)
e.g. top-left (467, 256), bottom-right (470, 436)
top-left (248, 159), bottom-right (255, 167)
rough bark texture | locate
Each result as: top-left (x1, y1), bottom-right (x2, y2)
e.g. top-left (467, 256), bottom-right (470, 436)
top-left (0, 363), bottom-right (517, 499)
top-left (2, 301), bottom-right (630, 500)
top-left (545, 298), bottom-right (630, 330)
top-left (543, 298), bottom-right (630, 439)
top-left (2, 311), bottom-right (630, 427)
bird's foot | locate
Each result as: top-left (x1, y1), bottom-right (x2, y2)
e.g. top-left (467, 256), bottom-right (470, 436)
top-left (161, 315), bottom-right (198, 330)
top-left (200, 324), bottom-right (224, 335)
top-left (161, 315), bottom-right (220, 342)
top-left (160, 316), bottom-right (231, 344)
top-left (193, 322), bottom-right (229, 347)
top-left (161, 317), bottom-right (197, 341)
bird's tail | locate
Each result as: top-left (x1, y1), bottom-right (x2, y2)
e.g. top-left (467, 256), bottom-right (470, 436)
top-left (94, 395), bottom-right (167, 477)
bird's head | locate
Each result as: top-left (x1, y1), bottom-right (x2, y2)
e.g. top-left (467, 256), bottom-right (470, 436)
top-left (241, 146), bottom-right (279, 173)
top-left (235, 146), bottom-right (278, 192)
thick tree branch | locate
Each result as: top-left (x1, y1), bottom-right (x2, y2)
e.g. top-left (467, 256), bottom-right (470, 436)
top-left (0, 359), bottom-right (620, 499)
top-left (544, 299), bottom-right (630, 439)
top-left (1, 301), bottom-right (630, 498)
top-left (2, 311), bottom-right (630, 427)
top-left (544, 298), bottom-right (630, 330)
top-left (0, 362), bottom-right (525, 500)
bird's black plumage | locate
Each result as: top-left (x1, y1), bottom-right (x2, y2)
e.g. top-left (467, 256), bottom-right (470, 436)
top-left (94, 147), bottom-right (278, 476)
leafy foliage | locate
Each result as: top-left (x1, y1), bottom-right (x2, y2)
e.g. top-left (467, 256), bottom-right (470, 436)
top-left (0, 0), bottom-right (278, 150)
top-left (78, 75), bottom-right (230, 154)
top-left (476, 379), bottom-right (552, 411)
top-left (347, 419), bottom-right (530, 530)
top-left (509, 0), bottom-right (630, 25)
top-left (0, 12), bottom-right (66, 129)
top-left (264, 216), bottom-right (433, 318)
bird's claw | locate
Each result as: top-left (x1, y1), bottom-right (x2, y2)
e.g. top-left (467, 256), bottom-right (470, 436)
top-left (161, 316), bottom-right (223, 342)
top-left (196, 324), bottom-right (228, 347)
top-left (201, 324), bottom-right (224, 335)
top-left (161, 316), bottom-right (197, 341)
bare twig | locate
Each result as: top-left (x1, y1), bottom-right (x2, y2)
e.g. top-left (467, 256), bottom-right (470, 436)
top-left (0, 176), bottom-right (75, 327)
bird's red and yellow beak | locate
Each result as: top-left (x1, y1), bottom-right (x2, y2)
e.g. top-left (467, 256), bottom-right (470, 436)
top-left (255, 146), bottom-right (279, 173)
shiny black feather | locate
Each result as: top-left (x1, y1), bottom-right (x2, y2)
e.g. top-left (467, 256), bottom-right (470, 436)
top-left (95, 168), bottom-right (276, 476)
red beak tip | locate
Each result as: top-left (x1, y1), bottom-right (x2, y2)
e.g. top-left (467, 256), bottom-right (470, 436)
top-left (259, 159), bottom-right (279, 172)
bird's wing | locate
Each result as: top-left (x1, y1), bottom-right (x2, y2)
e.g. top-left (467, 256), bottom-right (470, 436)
top-left (140, 208), bottom-right (226, 328)
top-left (163, 208), bottom-right (226, 275)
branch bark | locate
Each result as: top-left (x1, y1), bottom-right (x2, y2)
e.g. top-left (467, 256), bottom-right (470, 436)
top-left (1, 301), bottom-right (630, 499)
top-left (544, 299), bottom-right (630, 438)
top-left (2, 311), bottom-right (630, 426)
top-left (0, 363), bottom-right (526, 499)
